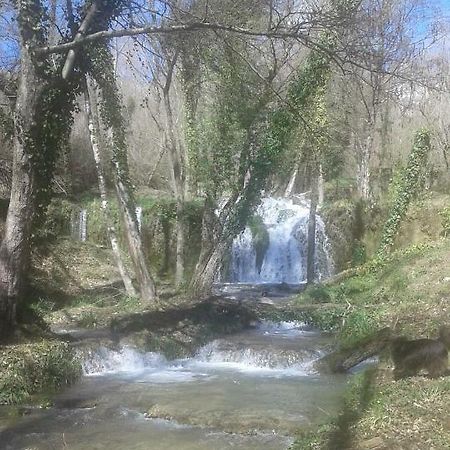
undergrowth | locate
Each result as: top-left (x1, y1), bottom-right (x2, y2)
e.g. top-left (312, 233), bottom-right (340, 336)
top-left (0, 340), bottom-right (81, 405)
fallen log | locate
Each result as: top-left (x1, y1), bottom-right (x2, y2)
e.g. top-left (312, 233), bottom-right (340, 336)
top-left (315, 327), bottom-right (393, 373)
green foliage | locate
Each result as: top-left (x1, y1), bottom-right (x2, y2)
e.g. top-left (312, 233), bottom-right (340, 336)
top-left (438, 206), bottom-right (450, 237)
top-left (33, 198), bottom-right (74, 244)
top-left (305, 306), bottom-right (347, 332)
top-left (377, 129), bottom-right (431, 257)
top-left (352, 242), bottom-right (367, 266)
top-left (76, 310), bottom-right (98, 328)
top-left (339, 309), bottom-right (380, 348)
top-left (290, 423), bottom-right (337, 450)
top-left (0, 341), bottom-right (81, 405)
top-left (302, 284), bottom-right (332, 303)
top-left (28, 297), bottom-right (56, 318)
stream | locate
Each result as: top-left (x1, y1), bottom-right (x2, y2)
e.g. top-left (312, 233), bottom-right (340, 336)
top-left (0, 320), bottom-right (347, 450)
top-left (0, 197), bottom-right (346, 449)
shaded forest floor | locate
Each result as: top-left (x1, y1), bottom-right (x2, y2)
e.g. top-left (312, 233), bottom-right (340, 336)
top-left (291, 239), bottom-right (450, 449)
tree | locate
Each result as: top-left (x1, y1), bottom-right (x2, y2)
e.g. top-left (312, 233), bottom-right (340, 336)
top-left (84, 75), bottom-right (137, 298)
top-left (0, 1), bottom-right (51, 336)
top-left (338, 0), bottom-right (433, 199)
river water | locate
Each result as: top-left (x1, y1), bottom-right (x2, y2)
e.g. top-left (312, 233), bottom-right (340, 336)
top-left (0, 321), bottom-right (347, 450)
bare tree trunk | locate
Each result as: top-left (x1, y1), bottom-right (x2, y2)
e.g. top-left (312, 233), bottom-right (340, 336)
top-left (190, 241), bottom-right (228, 298)
top-left (284, 162), bottom-right (299, 197)
top-left (111, 145), bottom-right (157, 301)
top-left (84, 77), bottom-right (137, 298)
top-left (318, 164), bottom-right (324, 207)
top-left (307, 170), bottom-right (319, 285)
top-left (0, 42), bottom-right (44, 336)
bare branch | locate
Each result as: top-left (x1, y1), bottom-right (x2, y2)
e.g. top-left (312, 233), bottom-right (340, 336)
top-left (61, 0), bottom-right (101, 80)
top-left (36, 21), bottom-right (335, 58)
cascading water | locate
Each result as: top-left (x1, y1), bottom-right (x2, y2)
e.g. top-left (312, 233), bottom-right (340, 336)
top-left (71, 208), bottom-right (88, 242)
top-left (136, 206), bottom-right (143, 232)
top-left (229, 197), bottom-right (333, 284)
top-left (82, 322), bottom-right (322, 379)
top-left (70, 205), bottom-right (144, 242)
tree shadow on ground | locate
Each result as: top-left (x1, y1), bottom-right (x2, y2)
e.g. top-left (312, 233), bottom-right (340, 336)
top-left (326, 367), bottom-right (378, 450)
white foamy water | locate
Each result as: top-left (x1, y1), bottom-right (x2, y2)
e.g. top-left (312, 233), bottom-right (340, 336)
top-left (192, 340), bottom-right (319, 377)
top-left (71, 208), bottom-right (88, 242)
top-left (257, 320), bottom-right (317, 337)
top-left (230, 197), bottom-right (333, 283)
top-left (82, 322), bottom-right (322, 379)
top-left (82, 347), bottom-right (167, 375)
top-left (82, 344), bottom-right (318, 379)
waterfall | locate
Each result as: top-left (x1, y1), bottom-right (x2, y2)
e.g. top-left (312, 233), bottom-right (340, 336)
top-left (136, 206), bottom-right (143, 232)
top-left (229, 197), bottom-right (333, 284)
top-left (71, 208), bottom-right (88, 242)
top-left (80, 209), bottom-right (87, 242)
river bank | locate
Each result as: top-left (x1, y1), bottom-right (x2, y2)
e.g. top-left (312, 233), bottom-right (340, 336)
top-left (290, 239), bottom-right (450, 449)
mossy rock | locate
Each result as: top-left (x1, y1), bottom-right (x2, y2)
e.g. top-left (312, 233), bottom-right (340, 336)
top-left (248, 215), bottom-right (269, 273)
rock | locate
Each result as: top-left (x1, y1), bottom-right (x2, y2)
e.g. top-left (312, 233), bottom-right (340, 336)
top-left (360, 437), bottom-right (385, 449)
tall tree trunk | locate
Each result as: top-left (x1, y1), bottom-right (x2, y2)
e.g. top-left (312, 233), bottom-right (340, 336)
top-left (111, 145), bottom-right (157, 301)
top-left (163, 92), bottom-right (186, 288)
top-left (307, 170), bottom-right (319, 285)
top-left (189, 199), bottom-right (226, 298)
top-left (190, 241), bottom-right (229, 298)
top-left (318, 164), bottom-right (324, 207)
top-left (84, 77), bottom-right (137, 298)
top-left (284, 162), bottom-right (299, 197)
top-left (0, 42), bottom-right (44, 336)
top-left (357, 132), bottom-right (373, 200)
top-left (162, 52), bottom-right (186, 288)
top-left (92, 52), bottom-right (158, 301)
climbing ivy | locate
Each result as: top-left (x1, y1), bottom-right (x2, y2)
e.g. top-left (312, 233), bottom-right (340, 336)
top-left (377, 129), bottom-right (431, 257)
top-left (12, 2), bottom-right (82, 234)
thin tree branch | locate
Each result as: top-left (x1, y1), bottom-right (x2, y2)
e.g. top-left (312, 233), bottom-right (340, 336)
top-left (36, 21), bottom-right (338, 58)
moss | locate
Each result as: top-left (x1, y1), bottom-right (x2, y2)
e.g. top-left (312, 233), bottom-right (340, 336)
top-left (34, 195), bottom-right (204, 281)
top-left (320, 199), bottom-right (358, 271)
top-left (248, 215), bottom-right (269, 272)
top-left (0, 340), bottom-right (81, 405)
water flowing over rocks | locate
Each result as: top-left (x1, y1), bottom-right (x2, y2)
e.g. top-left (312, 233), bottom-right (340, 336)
top-left (1, 307), bottom-right (346, 450)
top-left (229, 197), bottom-right (333, 283)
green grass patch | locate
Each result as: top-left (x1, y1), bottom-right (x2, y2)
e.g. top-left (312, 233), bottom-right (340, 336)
top-left (0, 341), bottom-right (81, 405)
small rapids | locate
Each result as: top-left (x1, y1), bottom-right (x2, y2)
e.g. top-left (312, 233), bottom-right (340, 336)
top-left (0, 321), bottom-right (347, 450)
top-left (82, 322), bottom-right (322, 379)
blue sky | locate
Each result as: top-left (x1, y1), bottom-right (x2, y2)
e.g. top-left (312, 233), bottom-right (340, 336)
top-left (438, 0), bottom-right (450, 16)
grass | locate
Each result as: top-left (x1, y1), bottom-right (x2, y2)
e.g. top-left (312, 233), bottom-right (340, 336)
top-left (0, 341), bottom-right (81, 405)
top-left (290, 238), bottom-right (450, 449)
